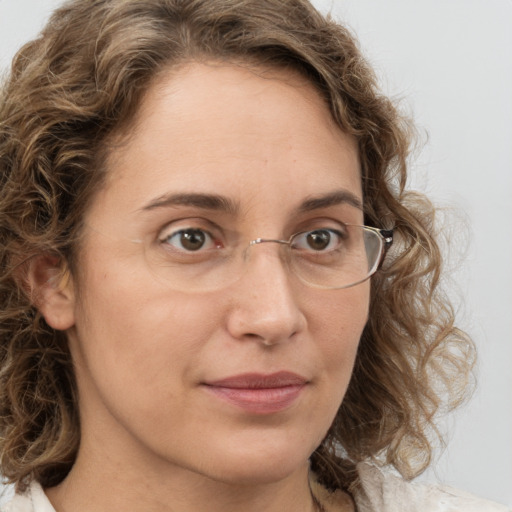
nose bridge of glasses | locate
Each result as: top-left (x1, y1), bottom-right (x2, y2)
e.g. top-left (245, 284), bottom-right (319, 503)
top-left (249, 237), bottom-right (289, 247)
top-left (242, 237), bottom-right (290, 263)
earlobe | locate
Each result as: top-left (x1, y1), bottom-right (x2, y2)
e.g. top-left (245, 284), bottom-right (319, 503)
top-left (25, 254), bottom-right (76, 331)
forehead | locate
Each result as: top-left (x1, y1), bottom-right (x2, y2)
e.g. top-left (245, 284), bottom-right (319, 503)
top-left (89, 61), bottom-right (361, 225)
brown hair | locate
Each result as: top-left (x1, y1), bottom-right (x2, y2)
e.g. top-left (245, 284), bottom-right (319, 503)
top-left (0, 0), bottom-right (474, 493)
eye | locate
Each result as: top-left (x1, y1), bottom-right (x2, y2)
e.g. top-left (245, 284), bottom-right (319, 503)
top-left (161, 228), bottom-right (220, 252)
top-left (292, 228), bottom-right (345, 252)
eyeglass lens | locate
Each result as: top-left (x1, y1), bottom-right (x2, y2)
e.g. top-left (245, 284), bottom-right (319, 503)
top-left (141, 225), bottom-right (387, 292)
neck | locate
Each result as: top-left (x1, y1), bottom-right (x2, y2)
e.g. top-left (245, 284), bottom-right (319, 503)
top-left (45, 445), bottom-right (318, 512)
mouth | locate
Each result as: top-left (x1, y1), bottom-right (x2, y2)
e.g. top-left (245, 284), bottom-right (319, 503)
top-left (202, 371), bottom-right (308, 414)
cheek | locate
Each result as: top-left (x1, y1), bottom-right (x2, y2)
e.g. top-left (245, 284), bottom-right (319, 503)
top-left (71, 257), bottom-right (221, 390)
top-left (307, 284), bottom-right (369, 382)
top-left (310, 283), bottom-right (369, 342)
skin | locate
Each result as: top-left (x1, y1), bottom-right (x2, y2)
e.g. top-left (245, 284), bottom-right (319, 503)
top-left (39, 62), bottom-right (367, 512)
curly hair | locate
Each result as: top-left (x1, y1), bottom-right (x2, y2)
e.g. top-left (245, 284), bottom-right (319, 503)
top-left (0, 0), bottom-right (475, 494)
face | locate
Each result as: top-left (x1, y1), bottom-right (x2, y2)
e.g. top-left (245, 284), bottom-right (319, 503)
top-left (64, 62), bottom-right (369, 486)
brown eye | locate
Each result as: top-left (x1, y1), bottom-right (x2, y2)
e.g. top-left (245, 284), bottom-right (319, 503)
top-left (164, 229), bottom-right (212, 251)
top-left (292, 229), bottom-right (344, 253)
top-left (180, 229), bottom-right (206, 251)
top-left (306, 230), bottom-right (331, 251)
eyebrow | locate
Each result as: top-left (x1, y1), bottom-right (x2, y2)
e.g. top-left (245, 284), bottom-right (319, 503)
top-left (138, 189), bottom-right (362, 215)
top-left (298, 190), bottom-right (363, 213)
top-left (139, 192), bottom-right (239, 214)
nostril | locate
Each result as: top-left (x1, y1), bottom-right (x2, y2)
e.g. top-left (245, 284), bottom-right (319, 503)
top-left (239, 330), bottom-right (298, 347)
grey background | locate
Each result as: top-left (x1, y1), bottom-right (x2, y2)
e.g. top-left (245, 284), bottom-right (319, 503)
top-left (1, 0), bottom-right (511, 506)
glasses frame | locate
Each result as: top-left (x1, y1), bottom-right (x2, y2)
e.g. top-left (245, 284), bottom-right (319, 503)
top-left (248, 225), bottom-right (394, 290)
top-left (127, 223), bottom-right (394, 291)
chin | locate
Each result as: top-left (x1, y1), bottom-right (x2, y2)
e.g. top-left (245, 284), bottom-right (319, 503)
top-left (196, 438), bottom-right (315, 486)
top-left (209, 461), bottom-right (307, 487)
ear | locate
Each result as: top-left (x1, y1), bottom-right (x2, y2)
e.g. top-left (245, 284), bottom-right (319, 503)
top-left (25, 254), bottom-right (76, 331)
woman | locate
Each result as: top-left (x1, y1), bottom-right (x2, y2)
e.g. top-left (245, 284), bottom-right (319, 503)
top-left (0, 0), bottom-right (507, 511)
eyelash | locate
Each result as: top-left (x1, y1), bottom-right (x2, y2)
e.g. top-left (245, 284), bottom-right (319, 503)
top-left (160, 227), bottom-right (222, 252)
top-left (158, 218), bottom-right (225, 251)
top-left (156, 218), bottom-right (350, 254)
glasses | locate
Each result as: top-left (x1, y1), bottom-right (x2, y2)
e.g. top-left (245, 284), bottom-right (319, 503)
top-left (139, 224), bottom-right (393, 292)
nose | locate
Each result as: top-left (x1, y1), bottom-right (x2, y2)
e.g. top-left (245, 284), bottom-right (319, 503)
top-left (225, 243), bottom-right (306, 346)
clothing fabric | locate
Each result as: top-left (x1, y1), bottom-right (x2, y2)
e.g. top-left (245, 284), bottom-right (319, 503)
top-left (353, 463), bottom-right (510, 512)
top-left (3, 463), bottom-right (510, 511)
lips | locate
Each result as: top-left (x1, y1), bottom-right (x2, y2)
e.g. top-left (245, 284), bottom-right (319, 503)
top-left (202, 371), bottom-right (308, 414)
